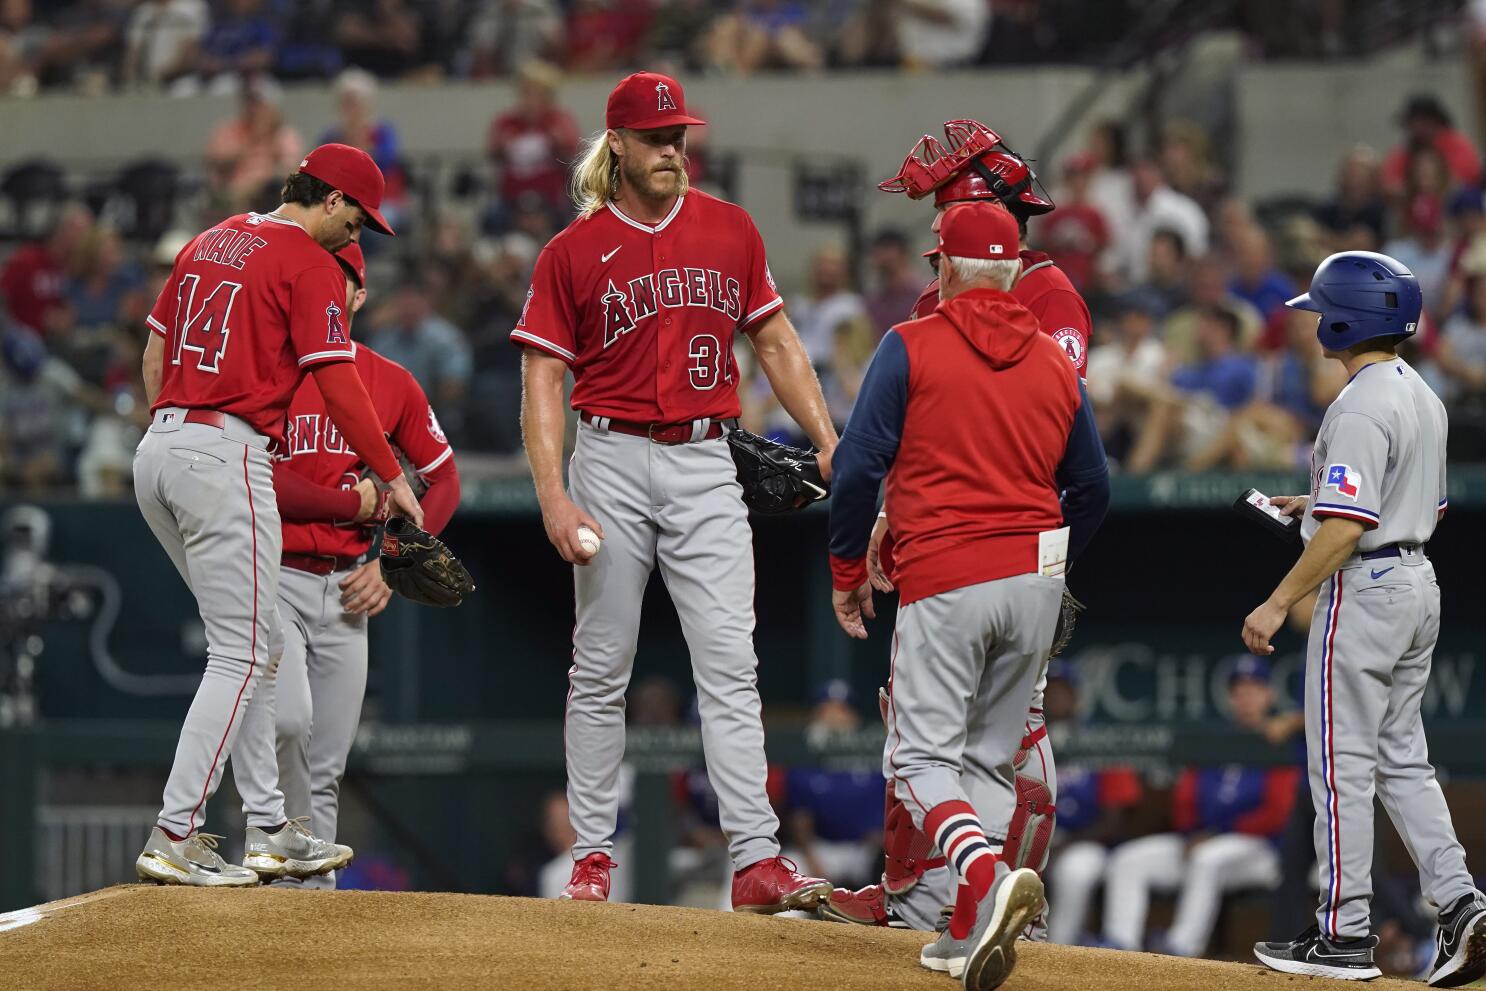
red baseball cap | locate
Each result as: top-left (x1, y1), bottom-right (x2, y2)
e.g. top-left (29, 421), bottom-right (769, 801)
top-left (335, 242), bottom-right (365, 288)
top-left (297, 143), bottom-right (395, 236)
top-left (606, 71), bottom-right (705, 131)
top-left (923, 201), bottom-right (1020, 260)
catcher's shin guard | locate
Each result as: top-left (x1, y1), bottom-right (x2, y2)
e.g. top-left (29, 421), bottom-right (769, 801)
top-left (1004, 722), bottom-right (1056, 873)
top-left (877, 687), bottom-right (947, 895)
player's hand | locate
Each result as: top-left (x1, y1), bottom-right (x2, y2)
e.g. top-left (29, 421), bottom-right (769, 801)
top-left (833, 583), bottom-right (875, 640)
top-left (1270, 495), bottom-right (1308, 518)
top-left (540, 494), bottom-right (605, 566)
top-left (867, 514), bottom-right (895, 593)
top-left (815, 446), bottom-right (833, 484)
top-left (1242, 598), bottom-right (1287, 656)
top-left (340, 558), bottom-right (392, 616)
top-left (352, 476), bottom-right (381, 524)
top-left (386, 474), bottom-right (424, 528)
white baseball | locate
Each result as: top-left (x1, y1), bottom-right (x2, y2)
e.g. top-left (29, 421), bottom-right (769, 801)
top-left (576, 525), bottom-right (602, 558)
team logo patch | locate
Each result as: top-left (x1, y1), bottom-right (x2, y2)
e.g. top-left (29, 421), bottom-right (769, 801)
top-left (656, 81), bottom-right (677, 112)
top-left (1326, 464), bottom-right (1360, 500)
top-left (325, 301), bottom-right (347, 344)
top-left (427, 407), bottom-right (446, 444)
top-left (765, 265), bottom-right (777, 292)
top-left (1053, 327), bottom-right (1086, 368)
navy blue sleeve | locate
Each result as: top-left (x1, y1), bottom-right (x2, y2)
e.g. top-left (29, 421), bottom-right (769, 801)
top-left (828, 331), bottom-right (909, 576)
top-left (1056, 378), bottom-right (1111, 563)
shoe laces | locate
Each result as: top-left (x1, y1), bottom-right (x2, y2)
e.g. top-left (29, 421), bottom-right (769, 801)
top-left (573, 855), bottom-right (616, 885)
top-left (284, 816), bottom-right (314, 838)
top-left (182, 832), bottom-right (227, 864)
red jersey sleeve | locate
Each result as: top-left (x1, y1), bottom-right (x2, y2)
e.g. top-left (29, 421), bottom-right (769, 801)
top-left (1031, 288), bottom-right (1091, 375)
top-left (511, 245), bottom-right (578, 364)
top-left (146, 236), bottom-right (197, 338)
top-left (289, 262), bottom-right (356, 369)
top-left (1097, 768), bottom-right (1143, 808)
top-left (389, 366), bottom-right (454, 478)
top-left (1232, 767), bottom-right (1301, 839)
top-left (739, 215), bottom-right (784, 333)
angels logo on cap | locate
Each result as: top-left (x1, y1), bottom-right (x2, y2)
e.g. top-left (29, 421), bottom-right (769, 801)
top-left (606, 71), bottom-right (706, 131)
top-left (656, 82), bottom-right (677, 112)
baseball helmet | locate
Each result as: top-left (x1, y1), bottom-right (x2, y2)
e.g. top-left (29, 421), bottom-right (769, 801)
top-left (878, 119), bottom-right (1055, 218)
top-left (1286, 250), bottom-right (1421, 352)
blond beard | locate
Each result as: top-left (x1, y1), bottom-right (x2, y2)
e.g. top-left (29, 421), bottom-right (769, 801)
top-left (618, 155), bottom-right (689, 204)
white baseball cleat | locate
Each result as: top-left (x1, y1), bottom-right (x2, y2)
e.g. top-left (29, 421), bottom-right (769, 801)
top-left (135, 827), bottom-right (260, 887)
top-left (242, 817), bottom-right (353, 882)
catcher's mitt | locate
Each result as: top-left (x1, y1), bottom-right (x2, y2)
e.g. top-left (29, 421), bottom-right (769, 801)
top-left (1048, 588), bottom-right (1085, 658)
top-left (726, 427), bottom-right (829, 515)
top-left (380, 516), bottom-right (475, 607)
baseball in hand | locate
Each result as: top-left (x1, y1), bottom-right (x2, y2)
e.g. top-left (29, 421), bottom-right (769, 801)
top-left (576, 525), bottom-right (602, 558)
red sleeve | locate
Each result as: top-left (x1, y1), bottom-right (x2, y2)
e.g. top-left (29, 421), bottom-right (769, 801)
top-left (274, 460), bottom-right (362, 523)
top-left (911, 282), bottom-right (938, 320)
top-left (416, 457), bottom-right (460, 536)
top-left (290, 262), bottom-right (356, 369)
top-left (511, 244), bottom-right (579, 363)
top-left (739, 214), bottom-right (784, 332)
top-left (1172, 769), bottom-right (1198, 833)
top-left (312, 361), bottom-right (400, 481)
top-left (146, 236), bottom-right (195, 338)
top-left (1233, 767), bottom-right (1301, 838)
top-left (1097, 768), bottom-right (1143, 808)
top-left (879, 525), bottom-right (897, 576)
top-left (1029, 288), bottom-right (1090, 374)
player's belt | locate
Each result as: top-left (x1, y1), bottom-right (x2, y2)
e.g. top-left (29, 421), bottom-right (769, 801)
top-left (1359, 543), bottom-right (1423, 561)
top-left (282, 551), bottom-right (371, 576)
top-left (183, 409), bottom-right (227, 428)
top-left (580, 412), bottom-right (734, 445)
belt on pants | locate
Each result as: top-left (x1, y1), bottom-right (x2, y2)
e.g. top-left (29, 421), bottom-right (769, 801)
top-left (580, 411), bottom-right (735, 445)
top-left (282, 551), bottom-right (371, 576)
top-left (182, 409), bottom-right (226, 428)
top-left (1359, 543), bottom-right (1424, 561)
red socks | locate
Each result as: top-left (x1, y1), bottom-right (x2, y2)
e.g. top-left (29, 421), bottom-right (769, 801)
top-left (925, 800), bottom-right (1002, 939)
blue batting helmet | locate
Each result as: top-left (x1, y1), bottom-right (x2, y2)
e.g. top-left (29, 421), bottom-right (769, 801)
top-left (1286, 251), bottom-right (1421, 352)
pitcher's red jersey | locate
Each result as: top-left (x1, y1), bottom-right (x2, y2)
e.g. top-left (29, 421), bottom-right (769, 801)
top-left (510, 191), bottom-right (781, 422)
top-left (278, 344), bottom-right (453, 558)
top-left (146, 212), bottom-right (355, 444)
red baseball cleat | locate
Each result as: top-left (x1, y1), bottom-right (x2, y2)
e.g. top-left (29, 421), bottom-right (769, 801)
top-left (559, 853), bottom-right (616, 902)
top-left (731, 856), bottom-right (832, 914)
top-left (821, 883), bottom-right (912, 928)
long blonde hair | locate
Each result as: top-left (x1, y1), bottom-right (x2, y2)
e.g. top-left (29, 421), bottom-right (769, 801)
top-left (570, 129), bottom-right (690, 218)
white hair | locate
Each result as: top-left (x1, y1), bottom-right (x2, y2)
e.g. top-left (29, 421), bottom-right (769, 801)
top-left (945, 256), bottom-right (1021, 292)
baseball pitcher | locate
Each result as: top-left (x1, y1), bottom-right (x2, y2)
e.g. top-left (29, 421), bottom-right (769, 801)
top-left (513, 71), bottom-right (840, 912)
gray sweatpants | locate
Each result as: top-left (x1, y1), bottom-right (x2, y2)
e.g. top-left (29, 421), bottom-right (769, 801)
top-left (886, 574), bottom-right (1064, 843)
top-left (134, 409), bottom-right (287, 836)
top-left (565, 421), bottom-right (779, 870)
top-left (1308, 550), bottom-right (1475, 938)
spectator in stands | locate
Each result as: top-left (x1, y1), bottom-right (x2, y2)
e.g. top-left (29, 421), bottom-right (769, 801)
top-left (319, 68), bottom-right (407, 231)
top-left (204, 76), bottom-right (304, 215)
top-left (122, 0), bottom-right (208, 90)
top-left (645, 0), bottom-right (716, 72)
top-left (0, 0), bottom-right (44, 96)
top-left (1126, 304), bottom-right (1259, 472)
top-left (1315, 146), bottom-right (1387, 250)
top-left (177, 0), bottom-right (278, 94)
top-left (894, 0), bottom-right (989, 69)
top-left (1040, 662), bottom-right (1145, 947)
top-left (365, 278), bottom-right (472, 436)
top-left (1161, 256), bottom-right (1263, 365)
top-left (1085, 289), bottom-right (1169, 466)
top-left (1436, 263), bottom-right (1486, 402)
top-left (700, 0), bottom-right (823, 74)
top-left (1385, 193), bottom-right (1453, 319)
top-left (862, 229), bottom-right (923, 339)
top-left (1136, 229), bottom-right (1189, 318)
top-left (1040, 153), bottom-right (1109, 294)
top-left (833, 0), bottom-right (900, 69)
top-left (333, 0), bottom-right (422, 78)
top-left (0, 324), bottom-right (67, 490)
top-left (1117, 157), bottom-right (1209, 285)
top-left (487, 60), bottom-right (579, 223)
top-left (0, 202), bottom-right (90, 336)
top-left (1159, 119), bottom-right (1225, 213)
top-left (1382, 94), bottom-right (1482, 196)
top-left (270, 0), bottom-right (342, 81)
top-left (1185, 305), bottom-right (1345, 471)
top-left (563, 0), bottom-right (653, 74)
top-left (1099, 657), bottom-right (1300, 957)
top-left (62, 224), bottom-right (143, 332)
top-left (464, 0), bottom-right (563, 78)
top-left (1083, 120), bottom-right (1135, 247)
top-left (783, 243), bottom-right (874, 425)
top-left (782, 680), bottom-right (882, 889)
top-left (10, 0), bottom-right (126, 94)
top-left (1226, 224), bottom-right (1297, 324)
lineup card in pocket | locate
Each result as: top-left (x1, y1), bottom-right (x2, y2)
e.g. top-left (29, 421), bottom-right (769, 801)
top-left (1038, 526), bottom-right (1070, 577)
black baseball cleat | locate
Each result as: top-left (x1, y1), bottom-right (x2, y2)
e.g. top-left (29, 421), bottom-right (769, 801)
top-left (1427, 894), bottom-right (1486, 987)
top-left (1253, 925), bottom-right (1381, 981)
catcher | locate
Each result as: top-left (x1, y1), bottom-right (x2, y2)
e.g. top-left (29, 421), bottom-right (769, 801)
top-left (826, 119), bottom-right (1097, 937)
top-left (240, 242), bottom-right (467, 888)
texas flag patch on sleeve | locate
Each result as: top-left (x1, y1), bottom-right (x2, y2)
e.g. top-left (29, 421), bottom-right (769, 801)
top-left (1325, 464), bottom-right (1360, 500)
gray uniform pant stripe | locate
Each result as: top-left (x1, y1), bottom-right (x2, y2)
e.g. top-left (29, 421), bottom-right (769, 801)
top-left (885, 574), bottom-right (1063, 843)
top-left (565, 422), bottom-right (779, 871)
top-left (1308, 559), bottom-right (1474, 938)
top-left (134, 421), bottom-right (287, 835)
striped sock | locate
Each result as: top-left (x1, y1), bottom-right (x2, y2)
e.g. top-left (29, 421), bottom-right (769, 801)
top-left (926, 800), bottom-right (1001, 936)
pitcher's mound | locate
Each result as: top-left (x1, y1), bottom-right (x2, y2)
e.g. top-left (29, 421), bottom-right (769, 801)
top-left (0, 885), bottom-right (1427, 990)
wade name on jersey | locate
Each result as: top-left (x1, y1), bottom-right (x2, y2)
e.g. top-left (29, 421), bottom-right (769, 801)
top-left (601, 267), bottom-right (744, 346)
top-left (191, 226), bottom-right (270, 270)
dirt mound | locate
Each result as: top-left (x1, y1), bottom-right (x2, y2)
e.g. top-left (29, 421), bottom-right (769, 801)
top-left (0, 885), bottom-right (1425, 991)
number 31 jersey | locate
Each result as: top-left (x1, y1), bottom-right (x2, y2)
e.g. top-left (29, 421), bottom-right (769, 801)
top-left (146, 211), bottom-right (355, 445)
top-left (511, 191), bottom-right (782, 422)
